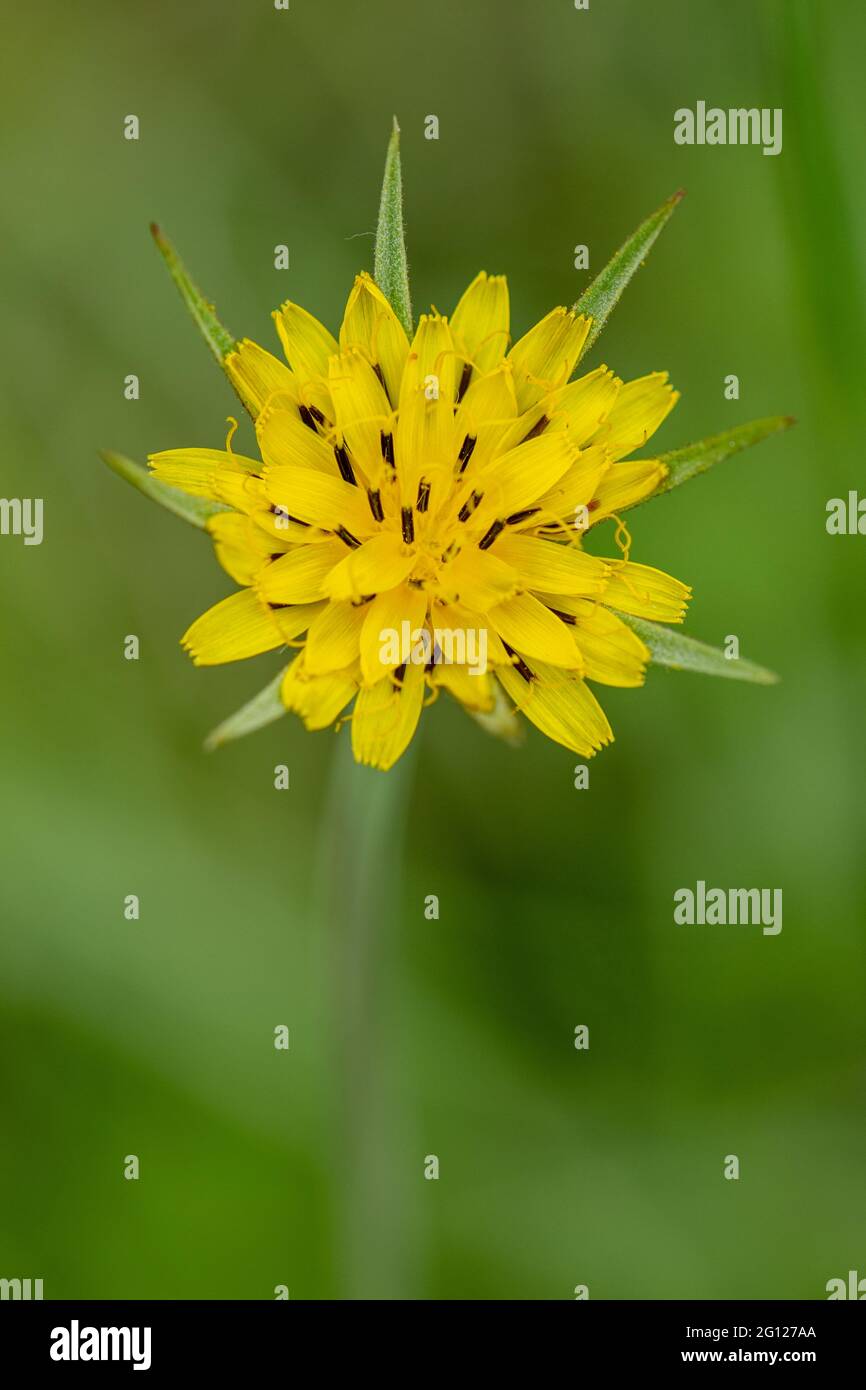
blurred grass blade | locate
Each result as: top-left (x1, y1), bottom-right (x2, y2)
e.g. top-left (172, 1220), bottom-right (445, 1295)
top-left (205, 670), bottom-right (288, 750)
top-left (150, 223), bottom-right (237, 365)
top-left (621, 615), bottom-right (779, 684)
top-left (575, 190), bottom-right (684, 358)
top-left (99, 450), bottom-right (230, 529)
top-left (649, 415), bottom-right (795, 501)
top-left (374, 117), bottom-right (413, 337)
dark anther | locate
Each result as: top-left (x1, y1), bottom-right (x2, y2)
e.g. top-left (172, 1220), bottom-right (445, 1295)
top-left (367, 488), bottom-right (385, 522)
top-left (502, 640), bottom-right (534, 682)
top-left (401, 507), bottom-right (415, 544)
top-left (381, 431), bottom-right (395, 465)
top-left (457, 435), bottom-right (477, 473)
top-left (336, 526), bottom-right (362, 549)
top-left (298, 405), bottom-right (318, 432)
top-left (334, 444), bottom-right (357, 485)
top-left (506, 507), bottom-right (540, 526)
top-left (458, 491), bottom-right (484, 523)
top-left (456, 362), bottom-right (473, 403)
top-left (416, 479), bottom-right (431, 513)
top-left (479, 519), bottom-right (505, 550)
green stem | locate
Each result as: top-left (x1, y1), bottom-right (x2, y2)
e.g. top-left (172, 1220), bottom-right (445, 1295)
top-left (314, 735), bottom-right (417, 1298)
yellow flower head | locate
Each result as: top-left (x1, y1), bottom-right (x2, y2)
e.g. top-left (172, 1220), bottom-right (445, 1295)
top-left (149, 270), bottom-right (690, 770)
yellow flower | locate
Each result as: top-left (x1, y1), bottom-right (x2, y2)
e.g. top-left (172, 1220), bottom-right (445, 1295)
top-left (149, 271), bottom-right (690, 770)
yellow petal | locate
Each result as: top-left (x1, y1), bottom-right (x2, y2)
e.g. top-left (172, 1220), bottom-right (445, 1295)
top-left (535, 596), bottom-right (649, 687)
top-left (304, 600), bottom-right (368, 675)
top-left (395, 313), bottom-right (456, 500)
top-left (281, 652), bottom-right (357, 730)
top-left (545, 366), bottom-right (623, 443)
top-left (451, 272), bottom-right (510, 379)
top-left (603, 561), bottom-right (691, 621)
top-left (206, 512), bottom-right (273, 586)
top-left (257, 541), bottom-right (346, 604)
top-left (507, 308), bottom-right (590, 411)
top-left (437, 545), bottom-right (519, 611)
top-left (359, 583), bottom-right (429, 684)
top-left (472, 433), bottom-right (579, 525)
top-left (586, 458), bottom-right (668, 521)
top-left (148, 447), bottom-right (261, 499)
top-left (488, 592), bottom-right (583, 669)
top-left (498, 660), bottom-right (612, 755)
top-left (323, 532), bottom-right (416, 601)
top-left (182, 588), bottom-right (283, 666)
top-left (328, 349), bottom-right (393, 483)
top-left (492, 534), bottom-right (609, 596)
top-left (430, 663), bottom-right (495, 712)
top-left (451, 363), bottom-right (519, 476)
top-left (271, 601), bottom-right (327, 644)
top-left (225, 339), bottom-right (298, 417)
top-left (430, 599), bottom-right (509, 666)
top-left (587, 371), bottom-right (678, 459)
top-left (256, 401), bottom-right (336, 476)
top-left (249, 506), bottom-right (333, 547)
top-left (273, 301), bottom-right (339, 382)
top-left (339, 272), bottom-right (410, 406)
top-left (351, 661), bottom-right (426, 770)
top-left (261, 465), bottom-right (374, 537)
top-left (535, 445), bottom-right (610, 521)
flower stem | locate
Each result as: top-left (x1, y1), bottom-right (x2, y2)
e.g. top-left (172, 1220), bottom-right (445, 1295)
top-left (314, 734), bottom-right (417, 1298)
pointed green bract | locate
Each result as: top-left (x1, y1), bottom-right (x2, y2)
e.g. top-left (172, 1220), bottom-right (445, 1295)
top-left (150, 223), bottom-right (237, 365)
top-left (621, 615), bottom-right (778, 685)
top-left (374, 118), bottom-right (413, 337)
top-left (99, 450), bottom-right (230, 529)
top-left (650, 415), bottom-right (795, 499)
top-left (205, 669), bottom-right (288, 750)
top-left (575, 190), bottom-right (684, 358)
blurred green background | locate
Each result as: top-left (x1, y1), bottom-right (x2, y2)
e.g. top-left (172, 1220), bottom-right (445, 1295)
top-left (1, 0), bottom-right (864, 1300)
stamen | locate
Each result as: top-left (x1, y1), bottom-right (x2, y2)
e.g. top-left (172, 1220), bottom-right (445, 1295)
top-left (298, 405), bottom-right (318, 432)
top-left (336, 526), bottom-right (362, 549)
top-left (367, 488), bottom-right (385, 522)
top-left (416, 479), bottom-right (431, 513)
top-left (334, 443), bottom-right (357, 485)
top-left (479, 519), bottom-right (505, 550)
top-left (372, 363), bottom-right (387, 392)
top-left (457, 435), bottom-right (477, 473)
top-left (502, 640), bottom-right (534, 682)
top-left (401, 507), bottom-right (415, 544)
top-left (308, 404), bottom-right (326, 425)
top-left (458, 491), bottom-right (484, 523)
top-left (506, 507), bottom-right (540, 526)
top-left (381, 431), bottom-right (395, 465)
top-left (456, 362), bottom-right (473, 403)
